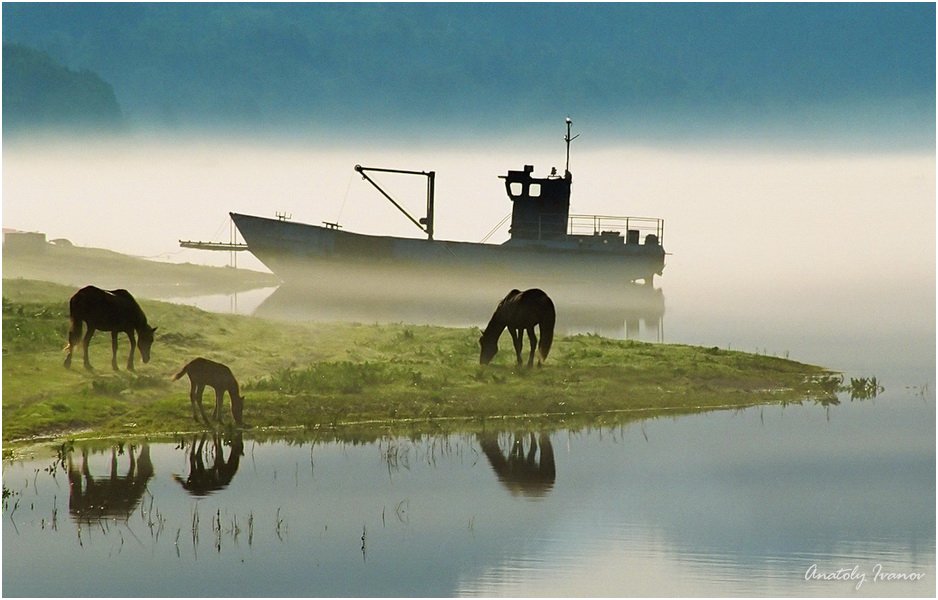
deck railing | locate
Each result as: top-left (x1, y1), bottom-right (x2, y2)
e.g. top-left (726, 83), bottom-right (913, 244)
top-left (568, 214), bottom-right (664, 245)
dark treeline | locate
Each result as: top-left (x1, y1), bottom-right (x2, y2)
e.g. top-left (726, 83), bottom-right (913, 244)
top-left (3, 43), bottom-right (123, 132)
top-left (2, 3), bottom-right (935, 143)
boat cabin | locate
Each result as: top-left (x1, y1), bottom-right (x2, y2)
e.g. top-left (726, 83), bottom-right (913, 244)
top-left (501, 165), bottom-right (572, 241)
top-left (500, 163), bottom-right (663, 249)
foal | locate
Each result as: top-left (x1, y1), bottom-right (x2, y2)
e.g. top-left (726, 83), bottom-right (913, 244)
top-left (173, 358), bottom-right (245, 425)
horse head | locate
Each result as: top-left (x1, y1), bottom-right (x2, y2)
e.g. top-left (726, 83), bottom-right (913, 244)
top-left (139, 326), bottom-right (157, 363)
top-left (479, 329), bottom-right (499, 365)
top-left (231, 394), bottom-right (245, 425)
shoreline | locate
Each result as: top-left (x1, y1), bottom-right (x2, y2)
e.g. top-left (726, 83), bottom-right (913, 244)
top-left (4, 277), bottom-right (836, 451)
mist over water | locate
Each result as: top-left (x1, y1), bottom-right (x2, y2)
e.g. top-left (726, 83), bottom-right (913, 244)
top-left (4, 134), bottom-right (934, 277)
top-left (3, 132), bottom-right (934, 377)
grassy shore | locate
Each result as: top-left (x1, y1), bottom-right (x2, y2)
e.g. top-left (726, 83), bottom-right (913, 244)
top-left (2, 240), bottom-right (278, 295)
top-left (1, 278), bottom-right (840, 447)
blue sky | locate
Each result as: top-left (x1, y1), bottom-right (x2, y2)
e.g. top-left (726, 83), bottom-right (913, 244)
top-left (3, 2), bottom-right (935, 145)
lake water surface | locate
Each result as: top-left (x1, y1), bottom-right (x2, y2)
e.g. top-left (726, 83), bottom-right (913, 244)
top-left (3, 394), bottom-right (933, 597)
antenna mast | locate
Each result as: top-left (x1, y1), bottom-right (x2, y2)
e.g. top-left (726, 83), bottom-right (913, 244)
top-left (564, 116), bottom-right (579, 176)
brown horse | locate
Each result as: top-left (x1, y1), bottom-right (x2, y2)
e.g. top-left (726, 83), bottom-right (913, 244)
top-left (479, 288), bottom-right (555, 368)
top-left (173, 357), bottom-right (245, 425)
top-left (64, 286), bottom-right (157, 371)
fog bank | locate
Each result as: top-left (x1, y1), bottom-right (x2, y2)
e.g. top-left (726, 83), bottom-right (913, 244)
top-left (4, 136), bottom-right (932, 287)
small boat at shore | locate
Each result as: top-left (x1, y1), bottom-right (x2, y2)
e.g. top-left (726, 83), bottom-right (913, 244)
top-left (190, 119), bottom-right (667, 303)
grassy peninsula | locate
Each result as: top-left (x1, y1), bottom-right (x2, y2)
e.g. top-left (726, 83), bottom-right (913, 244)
top-left (2, 278), bottom-right (836, 446)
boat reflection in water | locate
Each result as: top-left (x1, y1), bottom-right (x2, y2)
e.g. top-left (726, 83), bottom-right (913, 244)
top-left (252, 282), bottom-right (665, 342)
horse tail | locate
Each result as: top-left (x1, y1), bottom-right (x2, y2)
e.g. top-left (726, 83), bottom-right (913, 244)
top-left (64, 315), bottom-right (83, 351)
top-left (538, 300), bottom-right (556, 363)
top-left (172, 362), bottom-right (190, 381)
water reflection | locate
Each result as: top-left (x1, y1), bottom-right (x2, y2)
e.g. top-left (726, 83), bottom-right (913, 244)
top-left (252, 283), bottom-right (665, 341)
top-left (479, 431), bottom-right (556, 498)
top-left (67, 443), bottom-right (154, 524)
top-left (173, 433), bottom-right (244, 497)
top-left (3, 398), bottom-right (933, 597)
top-left (847, 376), bottom-right (885, 400)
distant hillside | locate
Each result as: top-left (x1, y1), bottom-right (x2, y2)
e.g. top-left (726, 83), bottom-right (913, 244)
top-left (2, 3), bottom-right (934, 144)
top-left (1, 235), bottom-right (277, 297)
top-left (2, 43), bottom-right (123, 132)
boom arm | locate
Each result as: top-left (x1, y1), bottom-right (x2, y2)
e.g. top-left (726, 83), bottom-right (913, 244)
top-left (354, 165), bottom-right (436, 240)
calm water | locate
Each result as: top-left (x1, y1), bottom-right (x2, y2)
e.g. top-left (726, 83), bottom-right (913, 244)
top-left (3, 396), bottom-right (933, 597)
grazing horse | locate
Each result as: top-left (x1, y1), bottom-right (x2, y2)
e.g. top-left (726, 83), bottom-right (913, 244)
top-left (64, 286), bottom-right (157, 371)
top-left (479, 288), bottom-right (555, 368)
top-left (173, 357), bottom-right (245, 425)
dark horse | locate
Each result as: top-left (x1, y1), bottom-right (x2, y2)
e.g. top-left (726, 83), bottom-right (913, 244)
top-left (64, 285), bottom-right (157, 371)
top-left (479, 288), bottom-right (555, 368)
top-left (173, 357), bottom-right (245, 425)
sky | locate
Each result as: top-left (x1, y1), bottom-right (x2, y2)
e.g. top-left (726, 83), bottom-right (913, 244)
top-left (2, 2), bottom-right (934, 146)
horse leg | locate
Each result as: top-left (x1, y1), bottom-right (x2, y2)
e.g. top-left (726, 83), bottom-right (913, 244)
top-left (197, 385), bottom-right (212, 424)
top-left (126, 330), bottom-right (137, 371)
top-left (82, 327), bottom-right (96, 370)
top-left (189, 382), bottom-right (201, 422)
top-left (194, 384), bottom-right (211, 424)
top-left (110, 331), bottom-right (121, 370)
top-left (213, 389), bottom-right (224, 423)
top-left (509, 328), bottom-right (523, 366)
top-left (526, 326), bottom-right (538, 368)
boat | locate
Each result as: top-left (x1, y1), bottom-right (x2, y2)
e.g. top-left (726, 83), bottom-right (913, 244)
top-left (219, 119), bottom-right (666, 304)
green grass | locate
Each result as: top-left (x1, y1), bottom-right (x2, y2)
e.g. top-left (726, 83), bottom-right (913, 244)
top-left (3, 278), bottom-right (837, 446)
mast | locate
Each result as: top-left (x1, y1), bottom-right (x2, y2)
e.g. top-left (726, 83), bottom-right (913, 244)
top-left (564, 116), bottom-right (579, 176)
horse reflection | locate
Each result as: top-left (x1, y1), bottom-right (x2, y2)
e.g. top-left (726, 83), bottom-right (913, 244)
top-left (479, 432), bottom-right (556, 498)
top-left (173, 433), bottom-right (244, 497)
top-left (67, 444), bottom-right (154, 523)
